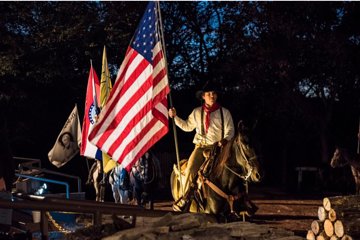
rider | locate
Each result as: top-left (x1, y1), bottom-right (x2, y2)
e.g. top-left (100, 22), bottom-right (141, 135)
top-left (168, 81), bottom-right (235, 211)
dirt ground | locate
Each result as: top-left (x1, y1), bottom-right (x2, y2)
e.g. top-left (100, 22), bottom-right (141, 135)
top-left (153, 186), bottom-right (324, 238)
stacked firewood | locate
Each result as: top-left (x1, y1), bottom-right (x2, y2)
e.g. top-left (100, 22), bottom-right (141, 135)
top-left (306, 195), bottom-right (360, 240)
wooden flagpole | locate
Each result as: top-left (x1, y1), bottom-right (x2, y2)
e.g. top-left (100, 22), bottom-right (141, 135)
top-left (357, 116), bottom-right (360, 154)
top-left (156, 2), bottom-right (184, 195)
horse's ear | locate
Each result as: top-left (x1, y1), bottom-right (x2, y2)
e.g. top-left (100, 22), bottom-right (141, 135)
top-left (237, 120), bottom-right (245, 133)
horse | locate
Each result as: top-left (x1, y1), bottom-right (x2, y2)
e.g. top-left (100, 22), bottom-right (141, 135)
top-left (171, 120), bottom-right (261, 221)
top-left (130, 152), bottom-right (160, 209)
top-left (86, 160), bottom-right (103, 201)
top-left (330, 147), bottom-right (360, 195)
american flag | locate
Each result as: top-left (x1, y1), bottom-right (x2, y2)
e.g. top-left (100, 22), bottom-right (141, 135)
top-left (89, 2), bottom-right (169, 171)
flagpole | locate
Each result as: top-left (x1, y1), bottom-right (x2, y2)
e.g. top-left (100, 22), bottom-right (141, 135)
top-left (156, 2), bottom-right (184, 195)
top-left (77, 101), bottom-right (90, 172)
top-left (357, 116), bottom-right (360, 154)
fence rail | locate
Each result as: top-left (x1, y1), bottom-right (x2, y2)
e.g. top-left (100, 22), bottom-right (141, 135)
top-left (0, 195), bottom-right (175, 240)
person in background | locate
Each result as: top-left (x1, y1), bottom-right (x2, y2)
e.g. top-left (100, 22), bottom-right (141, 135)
top-left (131, 151), bottom-right (159, 209)
top-left (109, 164), bottom-right (131, 204)
top-left (168, 81), bottom-right (235, 211)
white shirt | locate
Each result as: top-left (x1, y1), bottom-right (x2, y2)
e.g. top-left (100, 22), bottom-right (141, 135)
top-left (174, 106), bottom-right (235, 146)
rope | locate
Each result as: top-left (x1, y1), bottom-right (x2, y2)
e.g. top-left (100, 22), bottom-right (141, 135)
top-left (46, 211), bottom-right (72, 234)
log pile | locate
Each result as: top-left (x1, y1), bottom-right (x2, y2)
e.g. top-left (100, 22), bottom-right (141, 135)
top-left (306, 195), bottom-right (360, 240)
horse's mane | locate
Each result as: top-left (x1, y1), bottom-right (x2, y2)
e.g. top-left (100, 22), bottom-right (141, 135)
top-left (213, 138), bottom-right (233, 178)
top-left (213, 126), bottom-right (261, 182)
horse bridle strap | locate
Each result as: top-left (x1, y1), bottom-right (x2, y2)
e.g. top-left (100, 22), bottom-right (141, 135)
top-left (199, 174), bottom-right (242, 213)
top-left (224, 164), bottom-right (253, 181)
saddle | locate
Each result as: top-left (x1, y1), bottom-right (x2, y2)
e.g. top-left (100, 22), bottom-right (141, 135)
top-left (193, 145), bottom-right (222, 211)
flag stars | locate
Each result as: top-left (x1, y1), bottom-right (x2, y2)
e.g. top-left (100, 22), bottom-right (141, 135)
top-left (129, 2), bottom-right (159, 63)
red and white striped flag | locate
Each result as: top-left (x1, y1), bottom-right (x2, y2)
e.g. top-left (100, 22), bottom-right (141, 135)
top-left (89, 2), bottom-right (169, 171)
top-left (80, 64), bottom-right (100, 159)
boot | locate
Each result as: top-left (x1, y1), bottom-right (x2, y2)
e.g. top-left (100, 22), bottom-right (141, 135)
top-left (173, 196), bottom-right (187, 212)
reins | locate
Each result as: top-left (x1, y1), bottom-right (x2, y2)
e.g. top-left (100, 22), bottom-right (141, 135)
top-left (198, 134), bottom-right (254, 213)
top-left (144, 158), bottom-right (156, 184)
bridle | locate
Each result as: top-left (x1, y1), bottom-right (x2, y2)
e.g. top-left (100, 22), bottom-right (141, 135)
top-left (224, 135), bottom-right (256, 181)
top-left (198, 134), bottom-right (255, 213)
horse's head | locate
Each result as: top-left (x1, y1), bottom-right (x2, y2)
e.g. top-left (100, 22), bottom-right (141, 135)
top-left (216, 120), bottom-right (261, 183)
top-left (330, 147), bottom-right (353, 168)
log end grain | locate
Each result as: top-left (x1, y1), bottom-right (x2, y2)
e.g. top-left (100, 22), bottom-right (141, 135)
top-left (306, 230), bottom-right (316, 240)
top-left (334, 220), bottom-right (344, 238)
top-left (318, 206), bottom-right (327, 222)
top-left (323, 197), bottom-right (331, 211)
top-left (324, 219), bottom-right (334, 237)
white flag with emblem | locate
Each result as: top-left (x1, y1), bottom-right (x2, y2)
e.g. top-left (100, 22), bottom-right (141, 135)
top-left (48, 105), bottom-right (82, 168)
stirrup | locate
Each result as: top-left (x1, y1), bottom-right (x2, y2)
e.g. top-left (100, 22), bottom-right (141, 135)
top-left (172, 198), bottom-right (188, 212)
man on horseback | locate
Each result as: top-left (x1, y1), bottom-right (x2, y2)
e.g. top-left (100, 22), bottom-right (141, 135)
top-left (168, 81), bottom-right (235, 211)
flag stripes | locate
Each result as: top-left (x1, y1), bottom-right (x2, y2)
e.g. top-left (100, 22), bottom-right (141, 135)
top-left (80, 65), bottom-right (100, 159)
top-left (89, 2), bottom-right (169, 170)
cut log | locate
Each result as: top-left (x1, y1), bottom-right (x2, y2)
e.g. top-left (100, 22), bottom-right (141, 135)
top-left (330, 235), bottom-right (339, 240)
top-left (336, 208), bottom-right (360, 219)
top-left (323, 197), bottom-right (332, 211)
top-left (318, 206), bottom-right (327, 222)
top-left (316, 236), bottom-right (328, 240)
top-left (341, 235), bottom-right (352, 240)
top-left (311, 220), bottom-right (323, 235)
top-left (324, 219), bottom-right (334, 237)
top-left (333, 219), bottom-right (360, 239)
top-left (322, 196), bottom-right (360, 238)
top-left (316, 231), bottom-right (329, 240)
top-left (326, 195), bottom-right (360, 207)
top-left (306, 230), bottom-right (316, 240)
top-left (334, 220), bottom-right (344, 238)
top-left (328, 208), bottom-right (337, 222)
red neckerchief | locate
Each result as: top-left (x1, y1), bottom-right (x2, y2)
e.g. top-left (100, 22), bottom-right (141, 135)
top-left (202, 103), bottom-right (220, 133)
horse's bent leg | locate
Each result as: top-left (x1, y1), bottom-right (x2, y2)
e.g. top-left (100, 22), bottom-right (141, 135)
top-left (111, 184), bottom-right (120, 203)
top-left (355, 175), bottom-right (360, 195)
top-left (119, 189), bottom-right (128, 204)
top-left (351, 167), bottom-right (360, 195)
top-left (94, 183), bottom-right (100, 201)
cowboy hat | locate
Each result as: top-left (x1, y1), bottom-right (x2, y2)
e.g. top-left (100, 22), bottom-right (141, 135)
top-left (195, 81), bottom-right (218, 100)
